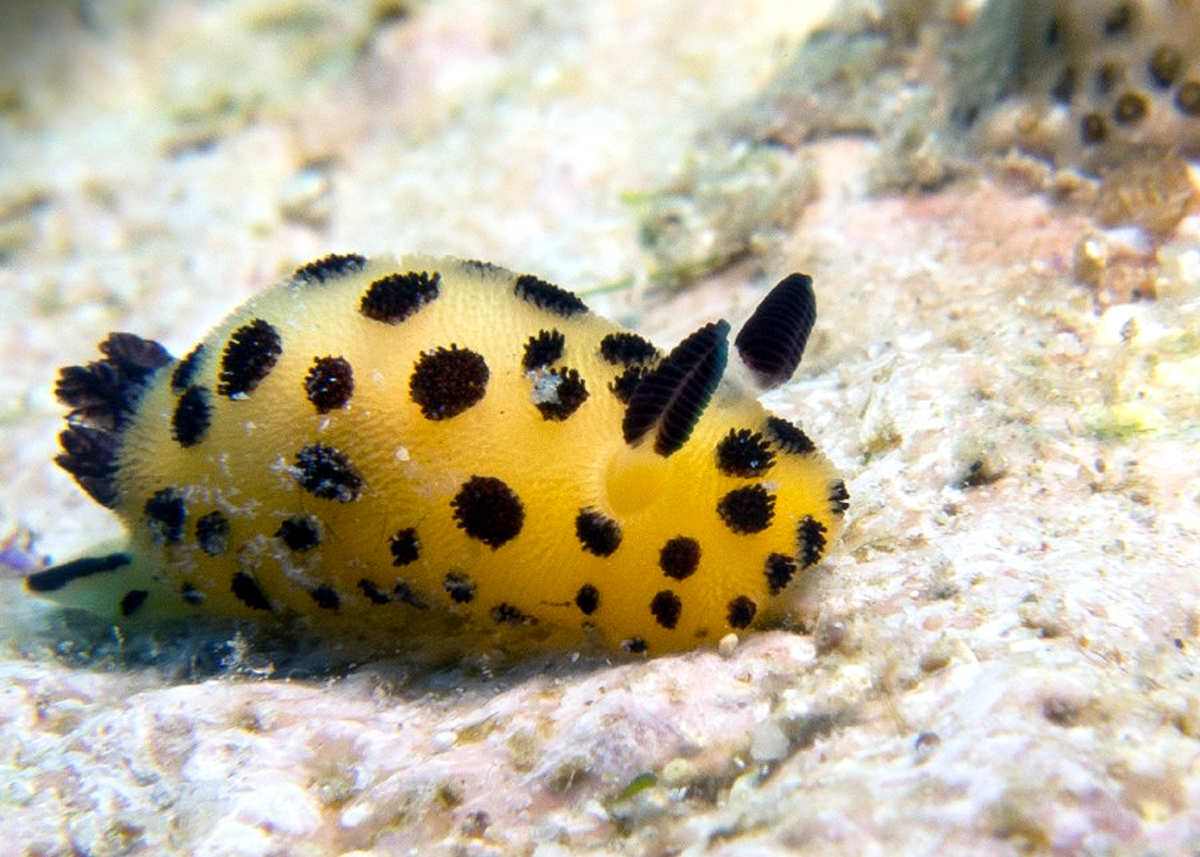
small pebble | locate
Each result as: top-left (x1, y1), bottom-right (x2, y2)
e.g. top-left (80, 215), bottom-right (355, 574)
top-left (718, 633), bottom-right (740, 657)
top-left (661, 757), bottom-right (698, 786)
top-left (750, 719), bottom-right (790, 763)
top-left (913, 730), bottom-right (940, 763)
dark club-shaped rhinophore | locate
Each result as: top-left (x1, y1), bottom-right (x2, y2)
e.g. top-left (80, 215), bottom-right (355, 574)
top-left (734, 273), bottom-right (817, 390)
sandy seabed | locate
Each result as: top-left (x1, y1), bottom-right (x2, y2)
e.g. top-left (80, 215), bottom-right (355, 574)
top-left (1, 1), bottom-right (1199, 855)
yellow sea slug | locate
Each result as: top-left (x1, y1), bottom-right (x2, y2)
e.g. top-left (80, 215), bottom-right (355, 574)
top-left (28, 254), bottom-right (847, 654)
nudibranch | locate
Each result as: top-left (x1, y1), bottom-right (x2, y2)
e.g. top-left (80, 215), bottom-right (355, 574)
top-left (28, 254), bottom-right (847, 654)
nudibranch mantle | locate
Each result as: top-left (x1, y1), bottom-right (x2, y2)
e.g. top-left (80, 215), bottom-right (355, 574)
top-left (29, 254), bottom-right (847, 655)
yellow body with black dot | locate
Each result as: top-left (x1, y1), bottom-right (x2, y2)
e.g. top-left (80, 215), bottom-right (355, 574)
top-left (30, 254), bottom-right (846, 655)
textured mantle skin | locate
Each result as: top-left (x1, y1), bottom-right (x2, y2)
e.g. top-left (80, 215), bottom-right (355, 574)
top-left (1, 1), bottom-right (1199, 855)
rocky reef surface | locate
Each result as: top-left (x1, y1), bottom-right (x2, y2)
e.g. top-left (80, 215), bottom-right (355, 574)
top-left (1, 1), bottom-right (1199, 854)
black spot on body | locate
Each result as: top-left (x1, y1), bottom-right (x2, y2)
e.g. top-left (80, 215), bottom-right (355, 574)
top-left (575, 583), bottom-right (600, 615)
top-left (659, 536), bottom-right (700, 581)
top-left (829, 480), bottom-right (850, 515)
top-left (1113, 91), bottom-right (1148, 125)
top-left (291, 253), bottom-right (367, 286)
top-left (600, 332), bottom-right (659, 366)
top-left (294, 443), bottom-right (363, 502)
top-left (451, 476), bottom-right (524, 548)
top-left (218, 318), bottom-right (282, 398)
top-left (196, 511), bottom-right (230, 556)
top-left (359, 578), bottom-right (391, 605)
top-left (443, 571), bottom-right (476, 603)
top-left (394, 581), bottom-right (428, 609)
top-left (181, 582), bottom-right (205, 605)
top-left (277, 516), bottom-right (322, 552)
top-left (305, 356), bottom-right (354, 413)
top-left (609, 366), bottom-right (649, 404)
top-left (765, 553), bottom-right (798, 594)
top-left (25, 552), bottom-right (132, 593)
top-left (389, 528), bottom-right (420, 565)
top-left (575, 509), bottom-right (622, 556)
top-left (1149, 46), bottom-right (1182, 89)
top-left (533, 368), bottom-right (588, 421)
top-left (311, 585), bottom-right (340, 610)
top-left (231, 571), bottom-right (272, 611)
top-left (145, 488), bottom-right (186, 545)
top-left (461, 259), bottom-right (506, 276)
top-left (717, 485), bottom-right (776, 534)
top-left (727, 595), bottom-right (757, 629)
top-left (1177, 81), bottom-right (1200, 117)
top-left (798, 515), bottom-right (828, 568)
top-left (522, 329), bottom-right (565, 370)
top-left (513, 273), bottom-right (588, 317)
top-left (1081, 112), bottom-right (1108, 144)
top-left (621, 637), bottom-right (647, 654)
top-left (360, 271), bottom-right (440, 324)
top-left (766, 416), bottom-right (816, 455)
top-left (409, 345), bottom-right (489, 420)
top-left (650, 590), bottom-right (682, 629)
top-left (172, 385), bottom-right (212, 447)
top-left (491, 603), bottom-right (535, 625)
top-left (622, 320), bottom-right (730, 456)
top-left (120, 589), bottom-right (149, 616)
top-left (716, 429), bottom-right (775, 477)
top-left (734, 272), bottom-right (817, 389)
top-left (171, 343), bottom-right (206, 393)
